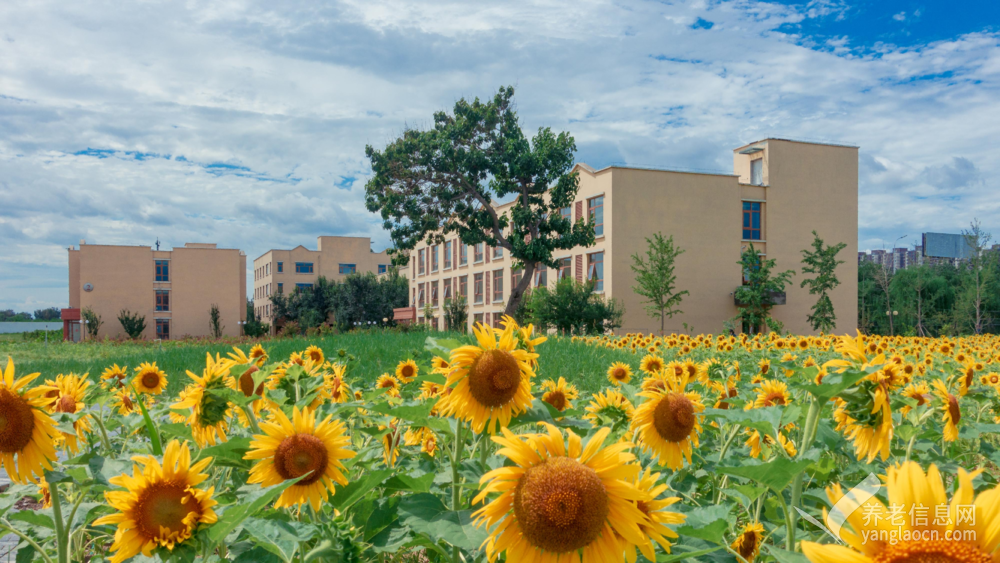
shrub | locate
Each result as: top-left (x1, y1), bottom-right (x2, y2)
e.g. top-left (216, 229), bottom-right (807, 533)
top-left (443, 296), bottom-right (469, 332)
top-left (81, 307), bottom-right (103, 338)
top-left (525, 277), bottom-right (624, 335)
top-left (117, 309), bottom-right (146, 340)
top-left (209, 304), bottom-right (224, 339)
top-left (243, 299), bottom-right (270, 338)
top-left (279, 320), bottom-right (300, 338)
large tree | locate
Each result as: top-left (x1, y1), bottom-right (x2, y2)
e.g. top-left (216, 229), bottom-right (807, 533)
top-left (364, 86), bottom-right (595, 315)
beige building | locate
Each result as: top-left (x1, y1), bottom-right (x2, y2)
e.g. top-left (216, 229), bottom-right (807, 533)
top-left (65, 242), bottom-right (246, 340)
top-left (252, 236), bottom-right (391, 325)
top-left (407, 138), bottom-right (858, 335)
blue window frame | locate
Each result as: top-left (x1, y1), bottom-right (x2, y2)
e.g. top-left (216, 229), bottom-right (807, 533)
top-left (155, 290), bottom-right (170, 312)
top-left (277, 262), bottom-right (283, 273)
top-left (277, 283), bottom-right (283, 293)
top-left (743, 202), bottom-right (762, 240)
top-left (339, 263), bottom-right (356, 274)
top-left (378, 264), bottom-right (388, 274)
top-left (295, 262), bottom-right (314, 274)
top-left (155, 260), bottom-right (169, 282)
top-left (296, 283), bottom-right (313, 289)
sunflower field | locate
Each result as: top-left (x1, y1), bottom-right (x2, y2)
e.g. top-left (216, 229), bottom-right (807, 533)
top-left (2, 319), bottom-right (1000, 563)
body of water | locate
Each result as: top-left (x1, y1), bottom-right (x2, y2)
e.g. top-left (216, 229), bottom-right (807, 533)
top-left (0, 322), bottom-right (62, 334)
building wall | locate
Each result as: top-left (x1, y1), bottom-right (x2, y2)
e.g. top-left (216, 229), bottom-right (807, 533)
top-left (252, 236), bottom-right (391, 324)
top-left (610, 168), bottom-right (742, 334)
top-left (69, 243), bottom-right (246, 339)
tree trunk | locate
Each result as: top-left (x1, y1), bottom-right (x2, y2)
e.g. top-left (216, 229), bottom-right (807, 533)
top-left (504, 261), bottom-right (537, 318)
top-left (660, 309), bottom-right (665, 335)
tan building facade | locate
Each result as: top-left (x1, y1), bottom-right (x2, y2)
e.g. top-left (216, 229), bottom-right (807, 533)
top-left (252, 236), bottom-right (391, 325)
top-left (407, 138), bottom-right (858, 335)
top-left (66, 242), bottom-right (247, 340)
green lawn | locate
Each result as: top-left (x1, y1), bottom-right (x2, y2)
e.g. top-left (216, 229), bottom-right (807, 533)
top-left (0, 330), bottom-right (645, 397)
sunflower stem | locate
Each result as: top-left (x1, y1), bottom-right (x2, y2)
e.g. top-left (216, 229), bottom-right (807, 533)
top-left (49, 480), bottom-right (69, 563)
top-left (787, 396), bottom-right (821, 551)
top-left (451, 420), bottom-right (465, 563)
top-left (0, 520), bottom-right (55, 563)
top-left (93, 408), bottom-right (113, 453)
top-left (776, 489), bottom-right (794, 552)
top-left (242, 403), bottom-right (262, 434)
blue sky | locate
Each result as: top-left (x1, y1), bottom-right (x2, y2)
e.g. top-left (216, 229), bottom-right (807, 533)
top-left (1, 0), bottom-right (998, 311)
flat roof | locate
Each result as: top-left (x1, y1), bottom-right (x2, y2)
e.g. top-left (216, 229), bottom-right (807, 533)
top-left (575, 162), bottom-right (737, 178)
top-left (734, 137), bottom-right (860, 151)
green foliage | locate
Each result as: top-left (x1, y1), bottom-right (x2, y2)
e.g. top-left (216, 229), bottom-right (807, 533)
top-left (733, 244), bottom-right (795, 334)
top-left (630, 232), bottom-right (688, 334)
top-left (117, 309), bottom-right (146, 340)
top-left (209, 303), bottom-right (225, 338)
top-left (364, 85), bottom-right (596, 315)
top-left (33, 307), bottom-right (61, 321)
top-left (524, 277), bottom-right (624, 335)
top-left (0, 309), bottom-right (33, 321)
top-left (799, 231), bottom-right (846, 333)
top-left (272, 273), bottom-right (408, 332)
top-left (244, 299), bottom-right (271, 338)
top-left (443, 297), bottom-right (468, 332)
top-left (81, 307), bottom-right (102, 338)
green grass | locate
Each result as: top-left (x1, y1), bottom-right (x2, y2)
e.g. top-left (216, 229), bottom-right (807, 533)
top-left (0, 330), bottom-right (645, 397)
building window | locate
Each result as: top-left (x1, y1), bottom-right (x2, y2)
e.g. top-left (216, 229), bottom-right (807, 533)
top-left (493, 269), bottom-right (504, 302)
top-left (750, 159), bottom-right (763, 186)
top-left (558, 257), bottom-right (572, 280)
top-left (588, 196), bottom-right (604, 237)
top-left (493, 246), bottom-right (503, 259)
top-left (474, 243), bottom-right (484, 263)
top-left (418, 283), bottom-right (425, 307)
top-left (431, 281), bottom-right (439, 306)
top-left (444, 241), bottom-right (452, 269)
top-left (743, 202), bottom-right (762, 240)
top-left (474, 273), bottom-right (484, 304)
top-left (560, 207), bottom-right (572, 222)
top-left (511, 269), bottom-right (522, 291)
top-left (277, 262), bottom-right (283, 273)
top-left (587, 252), bottom-right (604, 292)
top-left (339, 263), bottom-right (356, 274)
top-left (155, 290), bottom-right (170, 312)
top-left (155, 260), bottom-right (169, 282)
top-left (474, 313), bottom-right (484, 326)
top-left (418, 249), bottom-right (426, 275)
top-left (535, 264), bottom-right (547, 287)
top-left (493, 312), bottom-right (504, 327)
top-left (459, 244), bottom-right (468, 266)
top-left (459, 276), bottom-right (468, 298)
top-left (295, 262), bottom-right (314, 274)
top-left (155, 319), bottom-right (169, 340)
top-left (378, 264), bottom-right (388, 274)
top-left (296, 283), bottom-right (313, 290)
top-left (443, 278), bottom-right (452, 300)
top-left (277, 283), bottom-right (283, 294)
top-left (431, 245), bottom-right (439, 272)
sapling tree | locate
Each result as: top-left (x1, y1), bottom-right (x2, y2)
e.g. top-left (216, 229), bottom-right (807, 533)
top-left (630, 233), bottom-right (688, 334)
top-left (799, 231), bottom-right (847, 333)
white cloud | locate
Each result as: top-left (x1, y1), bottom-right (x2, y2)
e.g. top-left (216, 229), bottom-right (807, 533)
top-left (893, 11), bottom-right (907, 22)
top-left (0, 0), bottom-right (998, 309)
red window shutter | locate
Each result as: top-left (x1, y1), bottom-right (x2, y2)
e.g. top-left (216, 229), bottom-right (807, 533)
top-left (575, 201), bottom-right (583, 222)
top-left (412, 256), bottom-right (415, 277)
top-left (485, 247), bottom-right (491, 263)
top-left (453, 241), bottom-right (458, 267)
top-left (575, 254), bottom-right (583, 282)
top-left (485, 275), bottom-right (491, 301)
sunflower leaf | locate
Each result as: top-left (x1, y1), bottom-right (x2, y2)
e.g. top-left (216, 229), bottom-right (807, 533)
top-left (657, 546), bottom-right (724, 561)
top-left (397, 493), bottom-right (487, 553)
top-left (207, 476), bottom-right (307, 544)
top-left (331, 469), bottom-right (395, 511)
top-left (702, 406), bottom-right (785, 437)
top-left (243, 518), bottom-right (317, 563)
top-left (130, 384), bottom-right (162, 456)
top-left (765, 544), bottom-right (811, 563)
top-left (797, 369), bottom-right (869, 401)
top-left (197, 437), bottom-right (253, 469)
top-left (717, 457), bottom-right (815, 493)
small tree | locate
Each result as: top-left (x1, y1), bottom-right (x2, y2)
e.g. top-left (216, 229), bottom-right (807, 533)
top-left (81, 307), bottom-right (103, 338)
top-left (244, 299), bottom-right (270, 338)
top-left (799, 231), bottom-right (847, 333)
top-left (117, 309), bottom-right (146, 340)
top-left (209, 304), bottom-right (224, 338)
top-left (365, 86), bottom-right (596, 317)
top-left (733, 244), bottom-right (794, 335)
top-left (961, 219), bottom-right (994, 335)
top-left (630, 233), bottom-right (688, 334)
top-left (526, 277), bottom-right (624, 335)
top-left (443, 296), bottom-right (469, 332)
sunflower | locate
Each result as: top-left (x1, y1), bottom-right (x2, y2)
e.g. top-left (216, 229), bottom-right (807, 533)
top-left (832, 398), bottom-right (893, 463)
top-left (540, 377), bottom-right (579, 412)
top-left (40, 373), bottom-right (93, 454)
top-left (170, 354), bottom-right (236, 448)
top-left (731, 522), bottom-right (765, 562)
top-left (802, 462), bottom-right (1000, 563)
top-left (419, 380), bottom-right (445, 400)
top-left (900, 381), bottom-right (931, 415)
top-left (100, 364), bottom-right (129, 389)
top-left (248, 344), bottom-right (268, 366)
top-left (113, 388), bottom-right (143, 416)
top-left (744, 429), bottom-right (797, 459)
top-left (0, 357), bottom-right (59, 483)
top-left (93, 440), bottom-right (218, 563)
top-left (421, 432), bottom-right (438, 457)
top-left (431, 356), bottom-right (450, 374)
top-left (395, 359), bottom-right (418, 383)
top-left (583, 389), bottom-right (635, 427)
top-left (376, 374), bottom-right (402, 397)
top-left (627, 467), bottom-right (685, 561)
top-left (932, 379), bottom-right (962, 442)
top-left (133, 362), bottom-right (168, 395)
top-left (746, 379), bottom-right (791, 410)
top-left (435, 323), bottom-right (537, 434)
top-left (303, 345), bottom-right (325, 365)
top-left (980, 372), bottom-right (1000, 387)
top-left (245, 406), bottom-right (355, 511)
top-left (36, 475), bottom-right (52, 508)
top-left (324, 364), bottom-right (351, 403)
top-left (639, 355), bottom-right (665, 375)
top-left (632, 373), bottom-right (705, 470)
top-left (758, 358), bottom-right (771, 376)
top-left (381, 420), bottom-right (402, 468)
top-left (607, 362), bottom-right (633, 386)
top-left (473, 423), bottom-right (650, 562)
